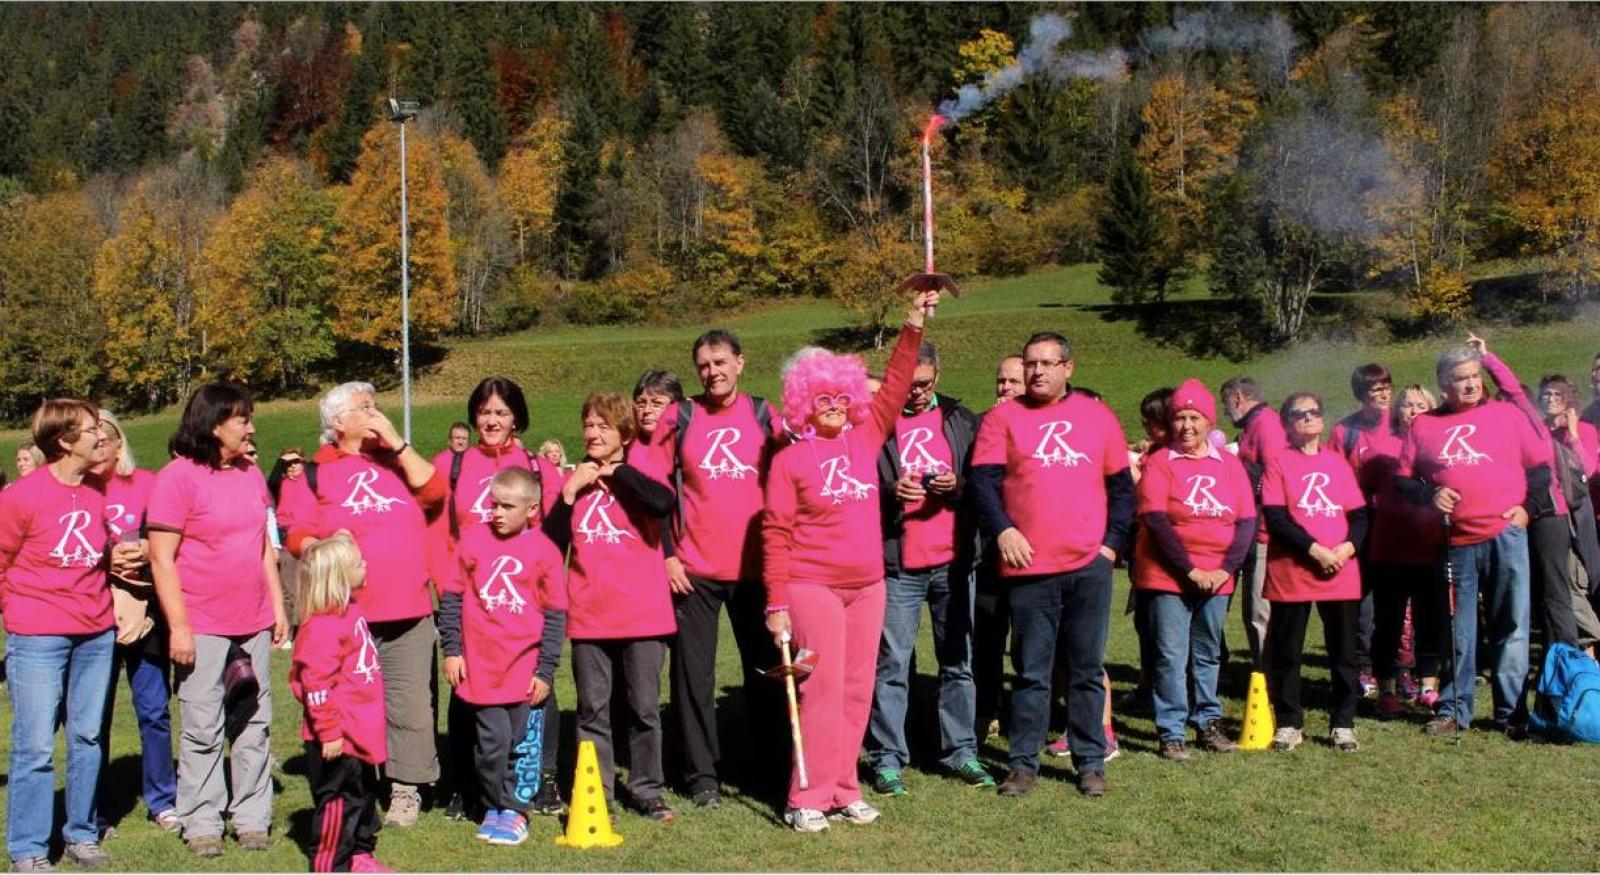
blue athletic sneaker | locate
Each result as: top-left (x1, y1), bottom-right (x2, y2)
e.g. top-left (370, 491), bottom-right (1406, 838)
top-left (475, 809), bottom-right (504, 841)
top-left (488, 812), bottom-right (529, 846)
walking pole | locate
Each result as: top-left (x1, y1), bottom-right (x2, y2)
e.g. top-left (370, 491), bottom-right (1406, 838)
top-left (1443, 513), bottom-right (1462, 744)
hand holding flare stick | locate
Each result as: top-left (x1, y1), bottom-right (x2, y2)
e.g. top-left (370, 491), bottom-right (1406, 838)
top-left (762, 630), bottom-right (819, 789)
top-left (898, 115), bottom-right (962, 316)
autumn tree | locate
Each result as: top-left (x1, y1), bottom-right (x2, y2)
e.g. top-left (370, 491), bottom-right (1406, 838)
top-left (435, 127), bottom-right (512, 334)
top-left (0, 191), bottom-right (107, 419)
top-left (497, 110), bottom-right (568, 265)
top-left (197, 155), bottom-right (337, 390)
top-left (331, 121), bottom-right (457, 355)
top-left (93, 167), bottom-right (221, 408)
top-left (1098, 149), bottom-right (1184, 304)
top-left (1136, 65), bottom-right (1257, 240)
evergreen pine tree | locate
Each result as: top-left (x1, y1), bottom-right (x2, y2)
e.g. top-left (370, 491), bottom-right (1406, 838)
top-left (1097, 149), bottom-right (1183, 305)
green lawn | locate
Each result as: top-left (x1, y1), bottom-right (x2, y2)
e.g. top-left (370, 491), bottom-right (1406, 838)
top-left (6, 264), bottom-right (1600, 870)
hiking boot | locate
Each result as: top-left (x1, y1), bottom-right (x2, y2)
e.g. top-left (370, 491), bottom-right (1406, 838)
top-left (828, 800), bottom-right (880, 825)
top-left (1044, 734), bottom-right (1071, 758)
top-left (350, 853), bottom-right (393, 873)
top-left (1077, 770), bottom-right (1109, 798)
top-left (61, 843), bottom-right (110, 870)
top-left (9, 858), bottom-right (52, 872)
top-left (1375, 692), bottom-right (1407, 720)
top-left (783, 808), bottom-right (829, 833)
top-left (487, 812), bottom-right (529, 846)
top-left (384, 783), bottom-right (421, 828)
top-left (475, 810), bottom-right (504, 842)
top-left (1198, 720), bottom-right (1238, 753)
top-left (636, 797), bottom-right (676, 822)
top-left (1159, 739), bottom-right (1191, 763)
top-left (151, 810), bottom-right (181, 834)
top-left (1423, 716), bottom-right (1461, 737)
top-left (531, 778), bottom-right (563, 816)
top-left (870, 767), bottom-right (908, 797)
top-left (1331, 727), bottom-right (1359, 752)
top-left (235, 832), bottom-right (269, 852)
top-left (951, 760), bottom-right (995, 789)
top-left (996, 769), bottom-right (1036, 797)
top-left (186, 836), bottom-right (222, 859)
top-left (690, 788), bottom-right (722, 810)
top-left (1271, 727), bottom-right (1303, 752)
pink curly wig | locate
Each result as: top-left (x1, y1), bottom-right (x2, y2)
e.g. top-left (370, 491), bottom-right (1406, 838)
top-left (780, 347), bottom-right (873, 434)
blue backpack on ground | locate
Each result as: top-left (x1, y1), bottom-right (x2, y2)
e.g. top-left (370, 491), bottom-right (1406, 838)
top-left (1529, 642), bottom-right (1600, 744)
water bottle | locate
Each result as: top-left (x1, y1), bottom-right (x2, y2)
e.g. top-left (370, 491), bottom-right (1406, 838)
top-left (119, 513), bottom-right (139, 544)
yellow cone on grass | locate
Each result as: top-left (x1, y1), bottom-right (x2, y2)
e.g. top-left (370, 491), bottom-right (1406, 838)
top-left (1238, 670), bottom-right (1275, 750)
top-left (555, 740), bottom-right (624, 848)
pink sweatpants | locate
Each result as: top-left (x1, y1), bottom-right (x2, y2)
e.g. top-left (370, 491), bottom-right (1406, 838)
top-left (786, 581), bottom-right (886, 812)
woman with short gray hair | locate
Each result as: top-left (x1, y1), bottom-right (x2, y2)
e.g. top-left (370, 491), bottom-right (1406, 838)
top-left (285, 382), bottom-right (447, 827)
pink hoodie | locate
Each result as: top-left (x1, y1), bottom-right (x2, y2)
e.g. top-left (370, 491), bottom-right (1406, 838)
top-left (291, 603), bottom-right (388, 765)
top-left (0, 468), bottom-right (114, 636)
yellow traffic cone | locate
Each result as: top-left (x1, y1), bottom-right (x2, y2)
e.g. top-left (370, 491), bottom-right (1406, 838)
top-left (1238, 670), bottom-right (1276, 750)
top-left (555, 740), bottom-right (624, 849)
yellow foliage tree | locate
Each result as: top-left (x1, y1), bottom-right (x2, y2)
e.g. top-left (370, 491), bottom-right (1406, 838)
top-left (1487, 27), bottom-right (1600, 298)
top-left (198, 155), bottom-right (338, 389)
top-left (1137, 66), bottom-right (1257, 235)
top-left (331, 122), bottom-right (457, 352)
top-left (497, 110), bottom-right (568, 265)
top-left (438, 129), bottom-right (512, 334)
top-left (92, 172), bottom-right (216, 408)
top-left (948, 29), bottom-right (1016, 144)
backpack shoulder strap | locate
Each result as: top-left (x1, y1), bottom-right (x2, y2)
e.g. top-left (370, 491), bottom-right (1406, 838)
top-left (1341, 417), bottom-right (1360, 457)
top-left (749, 395), bottom-right (773, 435)
top-left (448, 450), bottom-right (465, 540)
top-left (304, 461), bottom-right (319, 498)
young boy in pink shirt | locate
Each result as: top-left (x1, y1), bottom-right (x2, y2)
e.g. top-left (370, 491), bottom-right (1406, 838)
top-left (441, 468), bottom-right (566, 846)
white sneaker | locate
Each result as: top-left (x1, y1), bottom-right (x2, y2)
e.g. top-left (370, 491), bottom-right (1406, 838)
top-left (827, 800), bottom-right (880, 825)
top-left (1271, 727), bottom-right (1303, 752)
top-left (783, 808), bottom-right (829, 833)
top-left (1331, 727), bottom-right (1360, 752)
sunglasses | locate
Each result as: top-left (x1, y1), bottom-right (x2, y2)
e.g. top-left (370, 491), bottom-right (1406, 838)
top-left (1287, 408), bottom-right (1323, 422)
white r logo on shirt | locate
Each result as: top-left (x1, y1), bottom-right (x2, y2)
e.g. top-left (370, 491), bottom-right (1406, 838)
top-left (898, 427), bottom-right (949, 477)
top-left (1182, 475), bottom-right (1233, 518)
top-left (699, 428), bottom-right (757, 480)
top-left (341, 468), bottom-right (403, 515)
top-left (353, 617), bottom-right (381, 684)
top-left (479, 555), bottom-right (528, 614)
top-left (50, 510), bottom-right (103, 568)
top-left (578, 493), bottom-right (635, 545)
top-left (1438, 424), bottom-right (1491, 468)
top-left (819, 455), bottom-right (874, 504)
top-left (1032, 421), bottom-right (1092, 468)
top-left (1296, 472), bottom-right (1343, 518)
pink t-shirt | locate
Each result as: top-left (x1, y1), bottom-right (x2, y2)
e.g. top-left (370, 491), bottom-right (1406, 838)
top-left (147, 457), bottom-right (274, 636)
top-left (426, 443), bottom-right (565, 593)
top-left (894, 406), bottom-right (958, 570)
top-left (103, 469), bottom-right (155, 540)
top-left (291, 447), bottom-right (446, 624)
top-left (274, 474), bottom-right (318, 532)
top-left (1330, 409), bottom-right (1396, 500)
top-left (650, 395), bottom-right (785, 583)
top-left (971, 390), bottom-right (1130, 578)
top-left (1397, 400), bottom-right (1544, 546)
top-left (762, 323), bottom-right (922, 606)
top-left (1132, 446), bottom-right (1255, 595)
top-left (453, 522), bottom-right (566, 706)
top-left (0, 469), bottom-right (115, 636)
top-left (1238, 405), bottom-right (1287, 543)
top-left (291, 603), bottom-right (387, 765)
top-left (564, 448), bottom-right (676, 640)
top-left (1367, 429), bottom-right (1445, 566)
top-left (1261, 447), bottom-right (1365, 602)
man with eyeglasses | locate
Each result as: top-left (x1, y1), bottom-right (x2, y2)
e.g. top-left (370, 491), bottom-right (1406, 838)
top-left (1329, 364), bottom-right (1396, 698)
top-left (648, 329), bottom-right (787, 808)
top-left (1396, 344), bottom-right (1546, 738)
top-left (865, 341), bottom-right (989, 796)
top-left (971, 332), bottom-right (1133, 798)
top-left (1221, 375), bottom-right (1285, 670)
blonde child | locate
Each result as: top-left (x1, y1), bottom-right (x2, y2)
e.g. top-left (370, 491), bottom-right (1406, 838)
top-left (289, 536), bottom-right (390, 873)
top-left (441, 468), bottom-right (567, 846)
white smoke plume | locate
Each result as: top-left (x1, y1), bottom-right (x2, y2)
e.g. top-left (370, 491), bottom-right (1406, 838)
top-left (938, 14), bottom-right (1086, 125)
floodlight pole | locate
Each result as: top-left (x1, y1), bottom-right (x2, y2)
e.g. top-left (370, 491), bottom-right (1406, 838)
top-left (389, 98), bottom-right (420, 443)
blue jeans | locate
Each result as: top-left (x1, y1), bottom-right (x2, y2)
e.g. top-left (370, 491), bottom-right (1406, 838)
top-left (100, 644), bottom-right (178, 817)
top-left (1145, 590), bottom-right (1228, 742)
top-left (1005, 557), bottom-right (1113, 774)
top-left (1440, 524), bottom-right (1531, 728)
top-left (6, 630), bottom-right (115, 861)
top-left (866, 563), bottom-right (977, 771)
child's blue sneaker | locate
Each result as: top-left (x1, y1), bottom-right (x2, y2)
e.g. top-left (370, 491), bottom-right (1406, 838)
top-left (488, 811), bottom-right (529, 846)
top-left (475, 809), bottom-right (503, 841)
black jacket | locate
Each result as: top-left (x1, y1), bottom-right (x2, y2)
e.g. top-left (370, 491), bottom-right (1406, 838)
top-left (877, 395), bottom-right (981, 577)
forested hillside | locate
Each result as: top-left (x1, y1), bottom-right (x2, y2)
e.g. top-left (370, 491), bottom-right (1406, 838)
top-left (0, 3), bottom-right (1595, 421)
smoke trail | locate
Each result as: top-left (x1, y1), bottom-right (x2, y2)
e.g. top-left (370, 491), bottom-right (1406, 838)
top-left (937, 13), bottom-right (1081, 125)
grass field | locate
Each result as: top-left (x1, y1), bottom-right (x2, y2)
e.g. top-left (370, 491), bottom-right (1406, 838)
top-left (6, 264), bottom-right (1600, 870)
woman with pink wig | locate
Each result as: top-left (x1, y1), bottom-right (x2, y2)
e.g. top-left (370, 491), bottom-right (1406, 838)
top-left (762, 284), bottom-right (940, 833)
